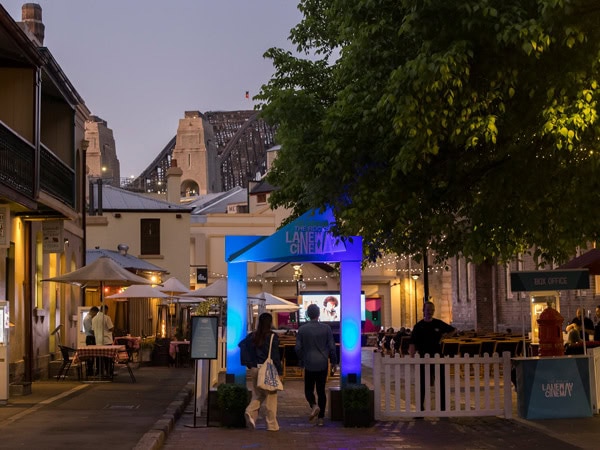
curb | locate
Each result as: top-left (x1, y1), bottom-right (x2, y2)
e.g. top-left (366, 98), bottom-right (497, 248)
top-left (133, 379), bottom-right (194, 450)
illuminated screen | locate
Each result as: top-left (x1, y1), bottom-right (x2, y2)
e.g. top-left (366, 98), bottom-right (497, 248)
top-left (299, 291), bottom-right (365, 322)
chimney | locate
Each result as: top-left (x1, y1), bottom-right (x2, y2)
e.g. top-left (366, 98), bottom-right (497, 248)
top-left (21, 3), bottom-right (45, 46)
top-left (166, 159), bottom-right (183, 204)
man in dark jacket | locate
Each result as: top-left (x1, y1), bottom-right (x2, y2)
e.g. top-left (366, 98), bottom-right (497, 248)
top-left (295, 304), bottom-right (337, 426)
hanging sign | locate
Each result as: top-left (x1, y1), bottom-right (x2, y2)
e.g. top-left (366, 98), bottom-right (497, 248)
top-left (42, 220), bottom-right (64, 254)
top-left (510, 269), bottom-right (589, 292)
top-left (0, 207), bottom-right (9, 249)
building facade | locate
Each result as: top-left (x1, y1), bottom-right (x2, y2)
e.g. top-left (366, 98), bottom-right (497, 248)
top-left (1, 3), bottom-right (88, 383)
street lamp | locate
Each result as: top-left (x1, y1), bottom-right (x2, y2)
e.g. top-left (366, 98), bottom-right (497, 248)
top-left (412, 274), bottom-right (420, 325)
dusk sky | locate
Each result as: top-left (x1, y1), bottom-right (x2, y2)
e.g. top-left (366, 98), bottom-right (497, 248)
top-left (2, 1), bottom-right (303, 177)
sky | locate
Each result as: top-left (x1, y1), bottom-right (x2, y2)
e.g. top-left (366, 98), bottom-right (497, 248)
top-left (1, 0), bottom-right (303, 177)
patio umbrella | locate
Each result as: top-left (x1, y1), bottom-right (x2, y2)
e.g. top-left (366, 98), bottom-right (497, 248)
top-left (159, 277), bottom-right (190, 296)
top-left (182, 278), bottom-right (228, 327)
top-left (182, 278), bottom-right (227, 298)
top-left (43, 256), bottom-right (154, 344)
top-left (249, 292), bottom-right (299, 311)
top-left (107, 284), bottom-right (171, 336)
top-left (106, 284), bottom-right (169, 300)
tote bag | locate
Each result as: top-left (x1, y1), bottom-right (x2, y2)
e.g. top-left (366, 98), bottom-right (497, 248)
top-left (257, 334), bottom-right (283, 391)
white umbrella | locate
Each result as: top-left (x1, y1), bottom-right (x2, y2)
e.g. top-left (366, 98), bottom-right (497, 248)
top-left (159, 277), bottom-right (190, 296)
top-left (43, 256), bottom-right (154, 287)
top-left (43, 256), bottom-right (155, 345)
top-left (106, 284), bottom-right (169, 299)
top-left (183, 278), bottom-right (227, 298)
top-left (173, 296), bottom-right (207, 303)
top-left (249, 292), bottom-right (299, 311)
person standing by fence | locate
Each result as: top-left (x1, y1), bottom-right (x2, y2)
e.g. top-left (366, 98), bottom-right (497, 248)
top-left (408, 301), bottom-right (456, 413)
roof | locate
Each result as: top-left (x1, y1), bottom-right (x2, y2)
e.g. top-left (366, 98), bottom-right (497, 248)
top-left (250, 178), bottom-right (277, 194)
top-left (557, 248), bottom-right (600, 275)
top-left (185, 186), bottom-right (247, 215)
top-left (87, 248), bottom-right (168, 274)
top-left (90, 184), bottom-right (192, 212)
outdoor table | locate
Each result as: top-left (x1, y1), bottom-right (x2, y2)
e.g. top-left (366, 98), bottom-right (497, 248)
top-left (74, 345), bottom-right (127, 381)
top-left (114, 336), bottom-right (142, 350)
top-left (169, 340), bottom-right (190, 360)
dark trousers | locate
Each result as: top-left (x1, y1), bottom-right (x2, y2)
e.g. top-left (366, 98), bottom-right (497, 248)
top-left (85, 336), bottom-right (96, 376)
top-left (304, 369), bottom-right (328, 419)
top-left (419, 363), bottom-right (447, 411)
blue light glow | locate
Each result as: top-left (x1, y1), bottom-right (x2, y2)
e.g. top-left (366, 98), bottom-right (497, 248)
top-left (225, 209), bottom-right (363, 386)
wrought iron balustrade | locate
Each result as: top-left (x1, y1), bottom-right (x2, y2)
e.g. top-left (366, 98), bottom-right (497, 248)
top-left (0, 121), bottom-right (35, 198)
top-left (40, 144), bottom-right (75, 208)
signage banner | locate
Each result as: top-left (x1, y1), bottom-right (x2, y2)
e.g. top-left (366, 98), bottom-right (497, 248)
top-left (42, 220), bottom-right (64, 254)
top-left (190, 316), bottom-right (218, 360)
top-left (196, 267), bottom-right (208, 284)
top-left (516, 357), bottom-right (592, 419)
top-left (0, 207), bottom-right (9, 249)
top-left (510, 270), bottom-right (589, 292)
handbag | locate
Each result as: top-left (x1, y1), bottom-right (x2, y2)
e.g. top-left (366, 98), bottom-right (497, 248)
top-left (256, 334), bottom-right (283, 391)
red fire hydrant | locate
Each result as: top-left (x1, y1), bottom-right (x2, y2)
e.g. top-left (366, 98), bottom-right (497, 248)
top-left (537, 306), bottom-right (564, 357)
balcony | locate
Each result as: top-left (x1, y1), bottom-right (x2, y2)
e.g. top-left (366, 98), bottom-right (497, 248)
top-left (0, 121), bottom-right (75, 209)
top-left (40, 143), bottom-right (75, 208)
top-left (0, 120), bottom-right (35, 199)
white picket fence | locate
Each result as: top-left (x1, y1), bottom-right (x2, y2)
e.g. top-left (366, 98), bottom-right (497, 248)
top-left (372, 351), bottom-right (513, 419)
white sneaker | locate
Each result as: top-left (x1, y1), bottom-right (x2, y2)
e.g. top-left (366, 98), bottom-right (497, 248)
top-left (317, 418), bottom-right (324, 427)
top-left (245, 411), bottom-right (255, 429)
top-left (309, 405), bottom-right (320, 421)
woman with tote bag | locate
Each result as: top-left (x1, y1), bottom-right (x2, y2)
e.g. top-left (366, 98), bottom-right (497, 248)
top-left (238, 312), bottom-right (283, 431)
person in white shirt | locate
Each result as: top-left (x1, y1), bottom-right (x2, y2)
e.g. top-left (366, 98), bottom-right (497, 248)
top-left (92, 305), bottom-right (114, 344)
top-left (92, 305), bottom-right (115, 377)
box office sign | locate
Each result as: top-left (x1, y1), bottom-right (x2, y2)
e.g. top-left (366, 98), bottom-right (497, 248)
top-left (0, 206), bottom-right (10, 249)
top-left (42, 220), bottom-right (64, 254)
top-left (510, 269), bottom-right (589, 292)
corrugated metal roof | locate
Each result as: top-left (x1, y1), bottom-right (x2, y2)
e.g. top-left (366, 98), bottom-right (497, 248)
top-left (186, 186), bottom-right (247, 215)
top-left (87, 248), bottom-right (168, 274)
top-left (91, 184), bottom-right (191, 211)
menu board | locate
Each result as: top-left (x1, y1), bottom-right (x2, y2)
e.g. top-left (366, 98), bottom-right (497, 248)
top-left (190, 316), bottom-right (218, 360)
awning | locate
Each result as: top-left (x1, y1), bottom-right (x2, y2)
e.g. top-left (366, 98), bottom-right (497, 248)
top-left (557, 249), bottom-right (600, 275)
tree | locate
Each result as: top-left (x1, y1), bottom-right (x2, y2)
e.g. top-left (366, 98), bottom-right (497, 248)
top-left (257, 0), bottom-right (600, 265)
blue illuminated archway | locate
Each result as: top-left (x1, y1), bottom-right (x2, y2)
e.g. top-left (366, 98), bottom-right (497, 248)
top-left (225, 208), bottom-right (362, 386)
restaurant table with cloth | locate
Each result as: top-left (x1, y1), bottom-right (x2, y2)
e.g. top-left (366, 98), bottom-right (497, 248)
top-left (169, 340), bottom-right (191, 367)
top-left (114, 336), bottom-right (141, 350)
top-left (74, 345), bottom-right (127, 381)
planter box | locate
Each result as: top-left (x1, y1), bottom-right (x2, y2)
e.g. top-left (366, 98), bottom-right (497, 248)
top-left (9, 382), bottom-right (32, 397)
top-left (342, 385), bottom-right (375, 428)
top-left (213, 384), bottom-right (251, 428)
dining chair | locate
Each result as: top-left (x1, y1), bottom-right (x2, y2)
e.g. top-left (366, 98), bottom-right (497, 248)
top-left (114, 337), bottom-right (134, 362)
top-left (176, 343), bottom-right (191, 368)
top-left (441, 340), bottom-right (459, 357)
top-left (114, 348), bottom-right (136, 382)
top-left (57, 345), bottom-right (81, 381)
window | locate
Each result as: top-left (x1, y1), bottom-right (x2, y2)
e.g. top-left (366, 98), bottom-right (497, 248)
top-left (140, 219), bottom-right (160, 255)
top-left (257, 193), bottom-right (267, 204)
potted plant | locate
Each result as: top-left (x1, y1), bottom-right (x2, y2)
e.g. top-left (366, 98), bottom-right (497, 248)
top-left (342, 383), bottom-right (374, 427)
top-left (140, 337), bottom-right (155, 363)
top-left (216, 382), bottom-right (249, 428)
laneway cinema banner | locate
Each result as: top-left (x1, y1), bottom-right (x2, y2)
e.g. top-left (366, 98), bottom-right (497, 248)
top-left (515, 356), bottom-right (592, 419)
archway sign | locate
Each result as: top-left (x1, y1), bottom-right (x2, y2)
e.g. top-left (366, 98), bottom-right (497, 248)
top-left (225, 208), bottom-right (362, 386)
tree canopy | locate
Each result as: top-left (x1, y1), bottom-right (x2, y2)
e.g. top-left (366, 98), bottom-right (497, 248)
top-left (256, 0), bottom-right (600, 265)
